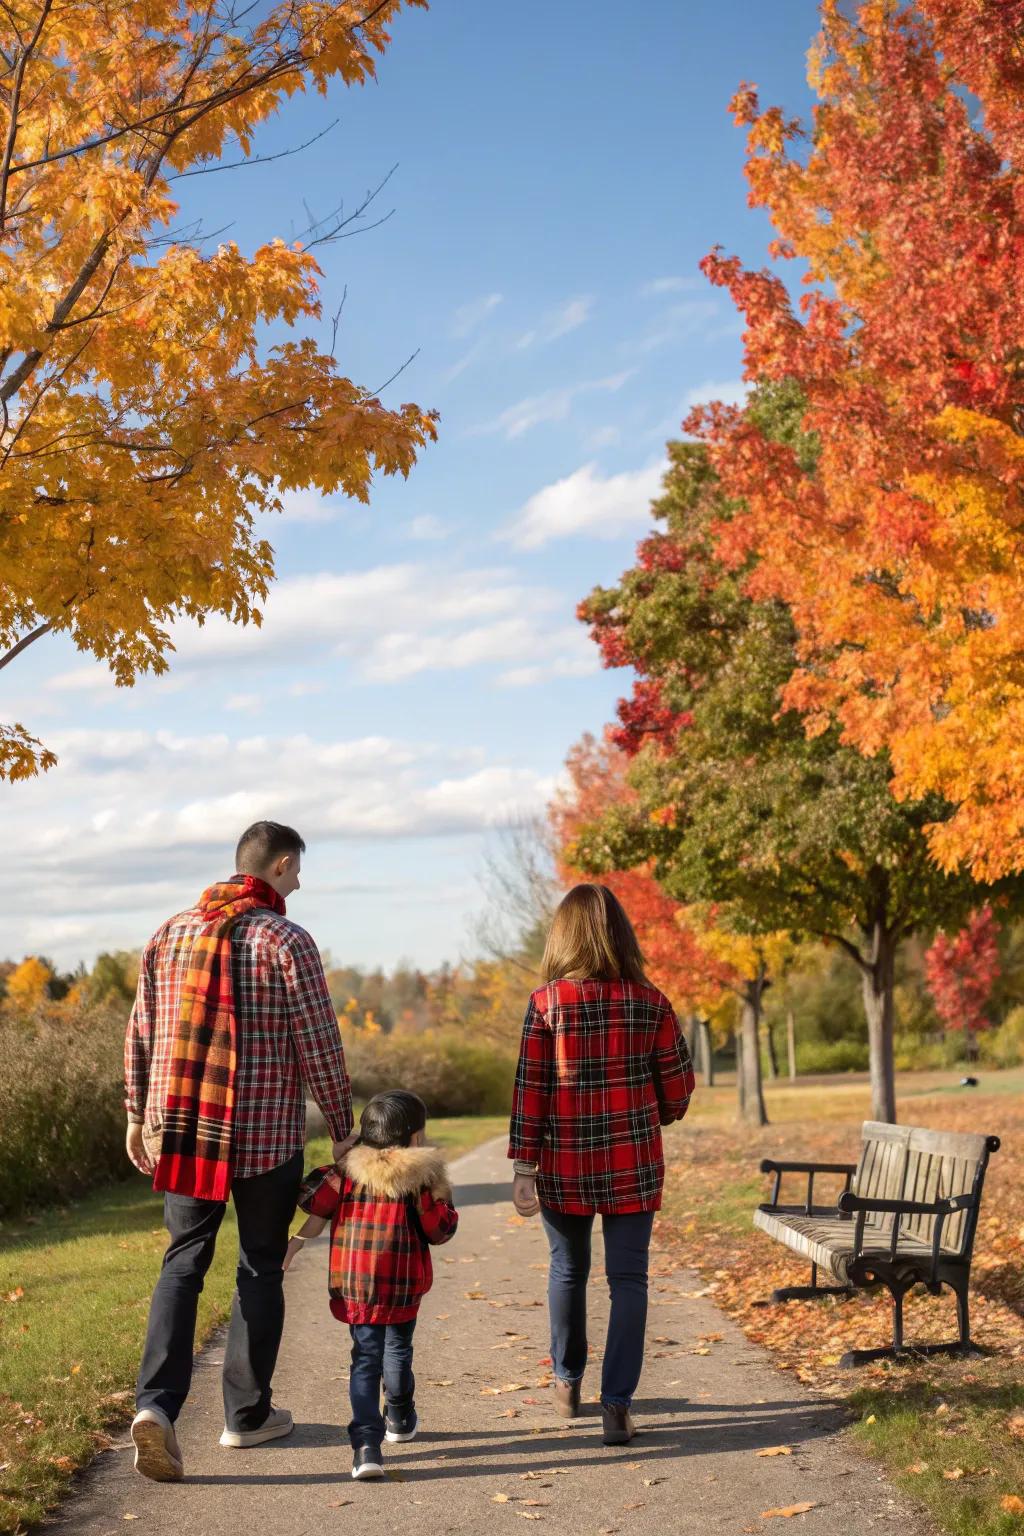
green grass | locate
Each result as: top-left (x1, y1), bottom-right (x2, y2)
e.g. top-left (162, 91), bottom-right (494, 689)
top-left (851, 1375), bottom-right (1024, 1536)
top-left (0, 1114), bottom-right (505, 1534)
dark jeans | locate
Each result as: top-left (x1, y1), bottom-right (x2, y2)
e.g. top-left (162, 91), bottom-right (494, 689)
top-left (136, 1149), bottom-right (303, 1431)
top-left (540, 1205), bottom-right (655, 1409)
top-left (347, 1319), bottom-right (417, 1449)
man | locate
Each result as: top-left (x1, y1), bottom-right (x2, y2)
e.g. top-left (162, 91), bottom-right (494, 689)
top-left (125, 821), bottom-right (353, 1483)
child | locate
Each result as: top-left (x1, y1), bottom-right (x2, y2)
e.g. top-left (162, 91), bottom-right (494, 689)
top-left (284, 1089), bottom-right (458, 1480)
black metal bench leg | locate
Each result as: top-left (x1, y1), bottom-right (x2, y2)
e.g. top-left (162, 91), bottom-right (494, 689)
top-left (771, 1260), bottom-right (855, 1303)
top-left (839, 1277), bottom-right (983, 1367)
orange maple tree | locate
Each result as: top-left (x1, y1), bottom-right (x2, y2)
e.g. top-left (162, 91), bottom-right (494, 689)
top-left (688, 0), bottom-right (1024, 880)
top-left (0, 1), bottom-right (435, 780)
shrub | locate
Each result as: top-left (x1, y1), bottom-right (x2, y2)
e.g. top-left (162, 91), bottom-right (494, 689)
top-left (978, 1006), bottom-right (1024, 1069)
top-left (793, 1037), bottom-right (870, 1074)
top-left (892, 1032), bottom-right (964, 1072)
top-left (0, 1001), bottom-right (130, 1217)
top-left (340, 1027), bottom-right (516, 1117)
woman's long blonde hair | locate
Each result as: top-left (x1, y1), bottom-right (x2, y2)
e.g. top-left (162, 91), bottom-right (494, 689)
top-left (540, 883), bottom-right (648, 985)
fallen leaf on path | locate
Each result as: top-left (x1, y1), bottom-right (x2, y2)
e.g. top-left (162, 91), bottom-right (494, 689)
top-left (699, 1332), bottom-right (723, 1342)
top-left (756, 1447), bottom-right (793, 1457)
top-left (760, 1504), bottom-right (817, 1520)
top-left (622, 1501), bottom-right (646, 1511)
top-left (1008, 1416), bottom-right (1024, 1439)
top-left (522, 1499), bottom-right (548, 1506)
top-left (481, 1383), bottom-right (528, 1395)
top-left (496, 1408), bottom-right (520, 1419)
top-left (122, 1518), bottom-right (140, 1524)
top-left (643, 1477), bottom-right (665, 1487)
top-left (465, 1290), bottom-right (487, 1300)
top-left (691, 1347), bottom-right (712, 1356)
top-left (1001, 1495), bottom-right (1024, 1514)
top-left (492, 1494), bottom-right (513, 1503)
top-left (906, 1462), bottom-right (929, 1475)
top-left (943, 1469), bottom-right (965, 1481)
top-left (427, 1379), bottom-right (454, 1387)
top-left (521, 1469), bottom-right (568, 1479)
top-left (516, 1514), bottom-right (543, 1521)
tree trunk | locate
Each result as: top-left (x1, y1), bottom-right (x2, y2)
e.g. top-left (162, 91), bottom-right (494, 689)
top-left (699, 1018), bottom-right (715, 1087)
top-left (737, 972), bottom-right (769, 1127)
top-left (764, 1016), bottom-right (779, 1080)
top-left (786, 1008), bottom-right (797, 1080)
top-left (860, 921), bottom-right (897, 1124)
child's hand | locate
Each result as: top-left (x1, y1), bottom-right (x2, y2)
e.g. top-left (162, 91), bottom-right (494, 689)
top-left (283, 1236), bottom-right (305, 1272)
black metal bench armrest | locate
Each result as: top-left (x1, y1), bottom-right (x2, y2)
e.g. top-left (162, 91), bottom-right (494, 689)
top-left (837, 1191), bottom-right (975, 1282)
top-left (760, 1160), bottom-right (858, 1216)
top-left (837, 1193), bottom-right (974, 1218)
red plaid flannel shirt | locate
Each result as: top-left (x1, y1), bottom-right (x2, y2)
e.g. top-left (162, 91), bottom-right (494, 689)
top-left (125, 899), bottom-right (353, 1179)
top-left (508, 978), bottom-right (695, 1214)
top-left (299, 1162), bottom-right (459, 1325)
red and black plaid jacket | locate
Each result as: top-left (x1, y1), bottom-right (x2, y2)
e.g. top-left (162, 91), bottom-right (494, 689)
top-left (508, 978), bottom-right (695, 1215)
top-left (125, 894), bottom-right (353, 1179)
top-left (299, 1143), bottom-right (459, 1325)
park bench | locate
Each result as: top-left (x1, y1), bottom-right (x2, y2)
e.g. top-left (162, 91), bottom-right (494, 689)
top-left (754, 1121), bottom-right (1000, 1366)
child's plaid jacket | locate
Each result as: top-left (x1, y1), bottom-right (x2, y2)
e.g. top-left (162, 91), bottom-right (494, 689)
top-left (508, 977), bottom-right (695, 1215)
top-left (299, 1143), bottom-right (459, 1325)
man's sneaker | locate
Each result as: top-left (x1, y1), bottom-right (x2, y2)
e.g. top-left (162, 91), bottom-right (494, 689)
top-left (219, 1405), bottom-right (294, 1448)
top-left (384, 1408), bottom-right (418, 1443)
top-left (131, 1408), bottom-right (184, 1482)
top-left (352, 1444), bottom-right (385, 1479)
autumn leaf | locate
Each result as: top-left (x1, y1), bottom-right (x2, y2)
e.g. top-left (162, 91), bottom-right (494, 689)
top-left (943, 1469), bottom-right (965, 1481)
top-left (756, 1447), bottom-right (793, 1457)
top-left (1001, 1496), bottom-right (1024, 1515)
top-left (480, 1384), bottom-right (527, 1395)
top-left (492, 1494), bottom-right (513, 1504)
top-left (760, 1504), bottom-right (818, 1519)
top-left (427, 1379), bottom-right (454, 1387)
top-left (906, 1463), bottom-right (929, 1475)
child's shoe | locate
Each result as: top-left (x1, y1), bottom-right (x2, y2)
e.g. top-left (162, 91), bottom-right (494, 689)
top-left (352, 1444), bottom-right (385, 1480)
top-left (384, 1407), bottom-right (418, 1443)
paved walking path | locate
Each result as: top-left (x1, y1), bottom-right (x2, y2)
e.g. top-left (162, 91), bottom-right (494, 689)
top-left (48, 1138), bottom-right (931, 1536)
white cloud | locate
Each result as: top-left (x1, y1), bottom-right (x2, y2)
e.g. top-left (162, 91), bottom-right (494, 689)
top-left (682, 378), bottom-right (748, 410)
top-left (632, 299), bottom-right (720, 355)
top-left (452, 292), bottom-right (503, 337)
top-left (288, 680), bottom-right (327, 698)
top-left (639, 276), bottom-right (701, 297)
top-left (44, 562), bottom-right (592, 693)
top-left (442, 338), bottom-right (488, 383)
top-left (225, 692), bottom-right (263, 714)
top-left (472, 370), bottom-right (634, 440)
top-left (278, 489), bottom-right (340, 523)
top-left (585, 425), bottom-right (621, 450)
top-left (403, 513), bottom-right (449, 542)
top-left (515, 295), bottom-right (594, 350)
top-left (504, 460), bottom-right (665, 550)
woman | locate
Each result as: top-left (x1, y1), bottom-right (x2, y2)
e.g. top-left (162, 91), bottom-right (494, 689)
top-left (508, 884), bottom-right (695, 1446)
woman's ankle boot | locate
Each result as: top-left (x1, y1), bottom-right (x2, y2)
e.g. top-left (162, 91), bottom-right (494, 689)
top-left (554, 1378), bottom-right (581, 1418)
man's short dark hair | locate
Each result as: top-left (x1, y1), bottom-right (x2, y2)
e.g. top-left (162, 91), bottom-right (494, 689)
top-left (235, 821), bottom-right (306, 873)
top-left (358, 1090), bottom-right (428, 1149)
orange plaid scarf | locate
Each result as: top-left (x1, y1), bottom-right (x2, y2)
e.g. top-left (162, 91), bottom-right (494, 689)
top-left (153, 875), bottom-right (286, 1201)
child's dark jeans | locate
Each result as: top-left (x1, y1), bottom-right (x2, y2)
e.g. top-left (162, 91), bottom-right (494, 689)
top-left (347, 1319), bottom-right (417, 1448)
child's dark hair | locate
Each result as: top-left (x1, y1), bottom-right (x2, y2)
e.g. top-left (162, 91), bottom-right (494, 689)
top-left (358, 1090), bottom-right (427, 1150)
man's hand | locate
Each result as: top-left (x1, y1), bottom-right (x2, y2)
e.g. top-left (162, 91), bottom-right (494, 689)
top-left (126, 1122), bottom-right (155, 1176)
top-left (513, 1171), bottom-right (540, 1218)
top-left (332, 1130), bottom-right (359, 1164)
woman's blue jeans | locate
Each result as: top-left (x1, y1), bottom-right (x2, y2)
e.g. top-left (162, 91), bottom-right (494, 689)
top-left (540, 1205), bottom-right (655, 1408)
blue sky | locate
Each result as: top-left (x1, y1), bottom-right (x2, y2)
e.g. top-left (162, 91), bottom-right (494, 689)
top-left (6, 0), bottom-right (821, 971)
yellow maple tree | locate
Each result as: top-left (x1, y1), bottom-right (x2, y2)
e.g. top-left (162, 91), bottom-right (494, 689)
top-left (0, 0), bottom-right (436, 779)
top-left (4, 954), bottom-right (54, 1012)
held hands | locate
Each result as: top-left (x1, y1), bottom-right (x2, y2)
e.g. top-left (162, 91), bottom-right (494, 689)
top-left (126, 1122), bottom-right (155, 1176)
top-left (512, 1171), bottom-right (540, 1218)
top-left (283, 1236), bottom-right (305, 1273)
top-left (332, 1130), bottom-right (359, 1165)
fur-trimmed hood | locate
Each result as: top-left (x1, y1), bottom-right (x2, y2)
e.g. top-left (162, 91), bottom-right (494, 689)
top-left (344, 1142), bottom-right (453, 1203)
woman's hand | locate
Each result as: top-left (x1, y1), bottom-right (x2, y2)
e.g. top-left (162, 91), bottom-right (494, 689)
top-left (283, 1236), bottom-right (305, 1272)
top-left (513, 1171), bottom-right (540, 1218)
